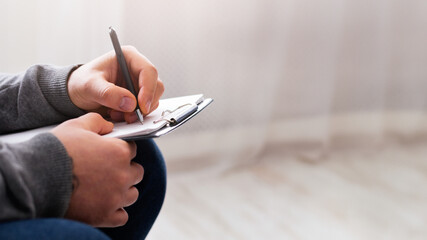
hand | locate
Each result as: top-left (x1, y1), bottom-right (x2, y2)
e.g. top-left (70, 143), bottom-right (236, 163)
top-left (51, 113), bottom-right (144, 227)
top-left (68, 46), bottom-right (164, 123)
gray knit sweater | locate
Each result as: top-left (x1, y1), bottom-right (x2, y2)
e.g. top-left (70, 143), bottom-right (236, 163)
top-left (0, 65), bottom-right (85, 220)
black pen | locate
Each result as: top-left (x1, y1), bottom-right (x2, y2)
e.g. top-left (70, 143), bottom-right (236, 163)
top-left (109, 26), bottom-right (144, 124)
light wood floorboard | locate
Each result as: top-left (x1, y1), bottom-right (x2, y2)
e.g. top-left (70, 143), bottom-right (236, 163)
top-left (148, 142), bottom-right (427, 240)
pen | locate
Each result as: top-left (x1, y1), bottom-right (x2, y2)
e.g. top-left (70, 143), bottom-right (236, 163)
top-left (109, 26), bottom-right (144, 124)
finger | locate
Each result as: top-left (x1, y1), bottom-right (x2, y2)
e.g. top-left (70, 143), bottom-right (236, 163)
top-left (123, 186), bottom-right (139, 207)
top-left (124, 112), bottom-right (138, 124)
top-left (77, 113), bottom-right (114, 135)
top-left (130, 161), bottom-right (144, 185)
top-left (89, 77), bottom-right (137, 113)
top-left (109, 208), bottom-right (129, 227)
top-left (121, 46), bottom-right (159, 115)
top-left (137, 66), bottom-right (158, 115)
top-left (149, 102), bottom-right (159, 114)
top-left (127, 141), bottom-right (137, 160)
top-left (112, 139), bottom-right (137, 161)
top-left (109, 110), bottom-right (125, 122)
top-left (147, 78), bottom-right (164, 114)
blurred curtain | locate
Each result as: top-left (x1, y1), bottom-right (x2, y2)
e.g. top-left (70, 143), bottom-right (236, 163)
top-left (1, 0), bottom-right (427, 172)
top-left (120, 0), bottom-right (427, 173)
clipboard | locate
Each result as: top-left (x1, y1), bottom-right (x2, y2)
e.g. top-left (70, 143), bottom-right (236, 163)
top-left (0, 94), bottom-right (213, 144)
top-left (120, 97), bottom-right (213, 140)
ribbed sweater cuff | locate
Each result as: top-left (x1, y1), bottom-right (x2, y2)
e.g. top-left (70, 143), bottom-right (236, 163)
top-left (37, 65), bottom-right (86, 118)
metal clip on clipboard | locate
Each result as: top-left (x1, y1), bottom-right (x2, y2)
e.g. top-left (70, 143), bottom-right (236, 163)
top-left (107, 97), bottom-right (213, 140)
top-left (154, 103), bottom-right (199, 126)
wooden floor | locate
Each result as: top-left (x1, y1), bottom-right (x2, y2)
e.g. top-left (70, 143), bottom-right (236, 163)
top-left (148, 141), bottom-right (427, 240)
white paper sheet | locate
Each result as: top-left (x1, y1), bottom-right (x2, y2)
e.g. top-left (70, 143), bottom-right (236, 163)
top-left (0, 94), bottom-right (204, 144)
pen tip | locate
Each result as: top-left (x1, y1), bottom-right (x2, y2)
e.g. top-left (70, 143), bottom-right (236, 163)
top-left (136, 109), bottom-right (144, 125)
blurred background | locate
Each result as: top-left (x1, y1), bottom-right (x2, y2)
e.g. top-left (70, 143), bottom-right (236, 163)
top-left (2, 0), bottom-right (427, 239)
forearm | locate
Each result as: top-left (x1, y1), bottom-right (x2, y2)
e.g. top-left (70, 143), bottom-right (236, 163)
top-left (0, 65), bottom-right (85, 134)
top-left (0, 133), bottom-right (73, 220)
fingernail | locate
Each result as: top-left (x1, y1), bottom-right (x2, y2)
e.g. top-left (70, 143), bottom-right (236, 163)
top-left (120, 97), bottom-right (134, 111)
top-left (145, 100), bottom-right (152, 113)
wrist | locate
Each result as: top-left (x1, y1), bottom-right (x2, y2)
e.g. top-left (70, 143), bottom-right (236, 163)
top-left (67, 64), bottom-right (84, 109)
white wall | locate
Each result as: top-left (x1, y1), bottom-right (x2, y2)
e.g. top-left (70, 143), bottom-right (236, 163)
top-left (0, 0), bottom-right (123, 71)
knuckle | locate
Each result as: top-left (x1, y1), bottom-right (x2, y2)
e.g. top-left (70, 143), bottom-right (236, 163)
top-left (62, 118), bottom-right (79, 127)
top-left (83, 112), bottom-right (103, 124)
top-left (138, 164), bottom-right (145, 178)
top-left (152, 66), bottom-right (159, 78)
top-left (123, 45), bottom-right (137, 52)
top-left (132, 162), bottom-right (144, 181)
top-left (100, 198), bottom-right (122, 222)
top-left (98, 83), bottom-right (115, 100)
top-left (86, 112), bottom-right (101, 119)
top-left (110, 139), bottom-right (132, 159)
top-left (129, 142), bottom-right (137, 159)
top-left (157, 79), bottom-right (165, 94)
top-left (116, 170), bottom-right (130, 186)
top-left (145, 64), bottom-right (158, 79)
top-left (114, 211), bottom-right (129, 227)
top-left (109, 191), bottom-right (123, 207)
top-left (117, 144), bottom-right (132, 159)
top-left (130, 187), bottom-right (139, 203)
top-left (71, 112), bottom-right (99, 127)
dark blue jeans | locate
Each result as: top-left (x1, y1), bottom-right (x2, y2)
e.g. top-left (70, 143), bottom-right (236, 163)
top-left (0, 139), bottom-right (167, 240)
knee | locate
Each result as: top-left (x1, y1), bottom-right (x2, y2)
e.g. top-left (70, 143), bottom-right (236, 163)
top-left (135, 139), bottom-right (167, 196)
top-left (50, 219), bottom-right (110, 240)
top-left (0, 219), bottom-right (110, 240)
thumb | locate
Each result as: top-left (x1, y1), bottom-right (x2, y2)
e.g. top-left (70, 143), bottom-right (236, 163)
top-left (90, 78), bottom-right (137, 112)
top-left (78, 113), bottom-right (114, 135)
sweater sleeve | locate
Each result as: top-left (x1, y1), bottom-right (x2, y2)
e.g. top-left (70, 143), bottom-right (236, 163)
top-left (0, 64), bottom-right (85, 134)
top-left (0, 133), bottom-right (73, 220)
top-left (0, 65), bottom-right (83, 220)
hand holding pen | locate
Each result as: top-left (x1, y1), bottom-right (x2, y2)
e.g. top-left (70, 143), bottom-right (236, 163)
top-left (67, 28), bottom-right (164, 123)
top-left (109, 27), bottom-right (144, 124)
